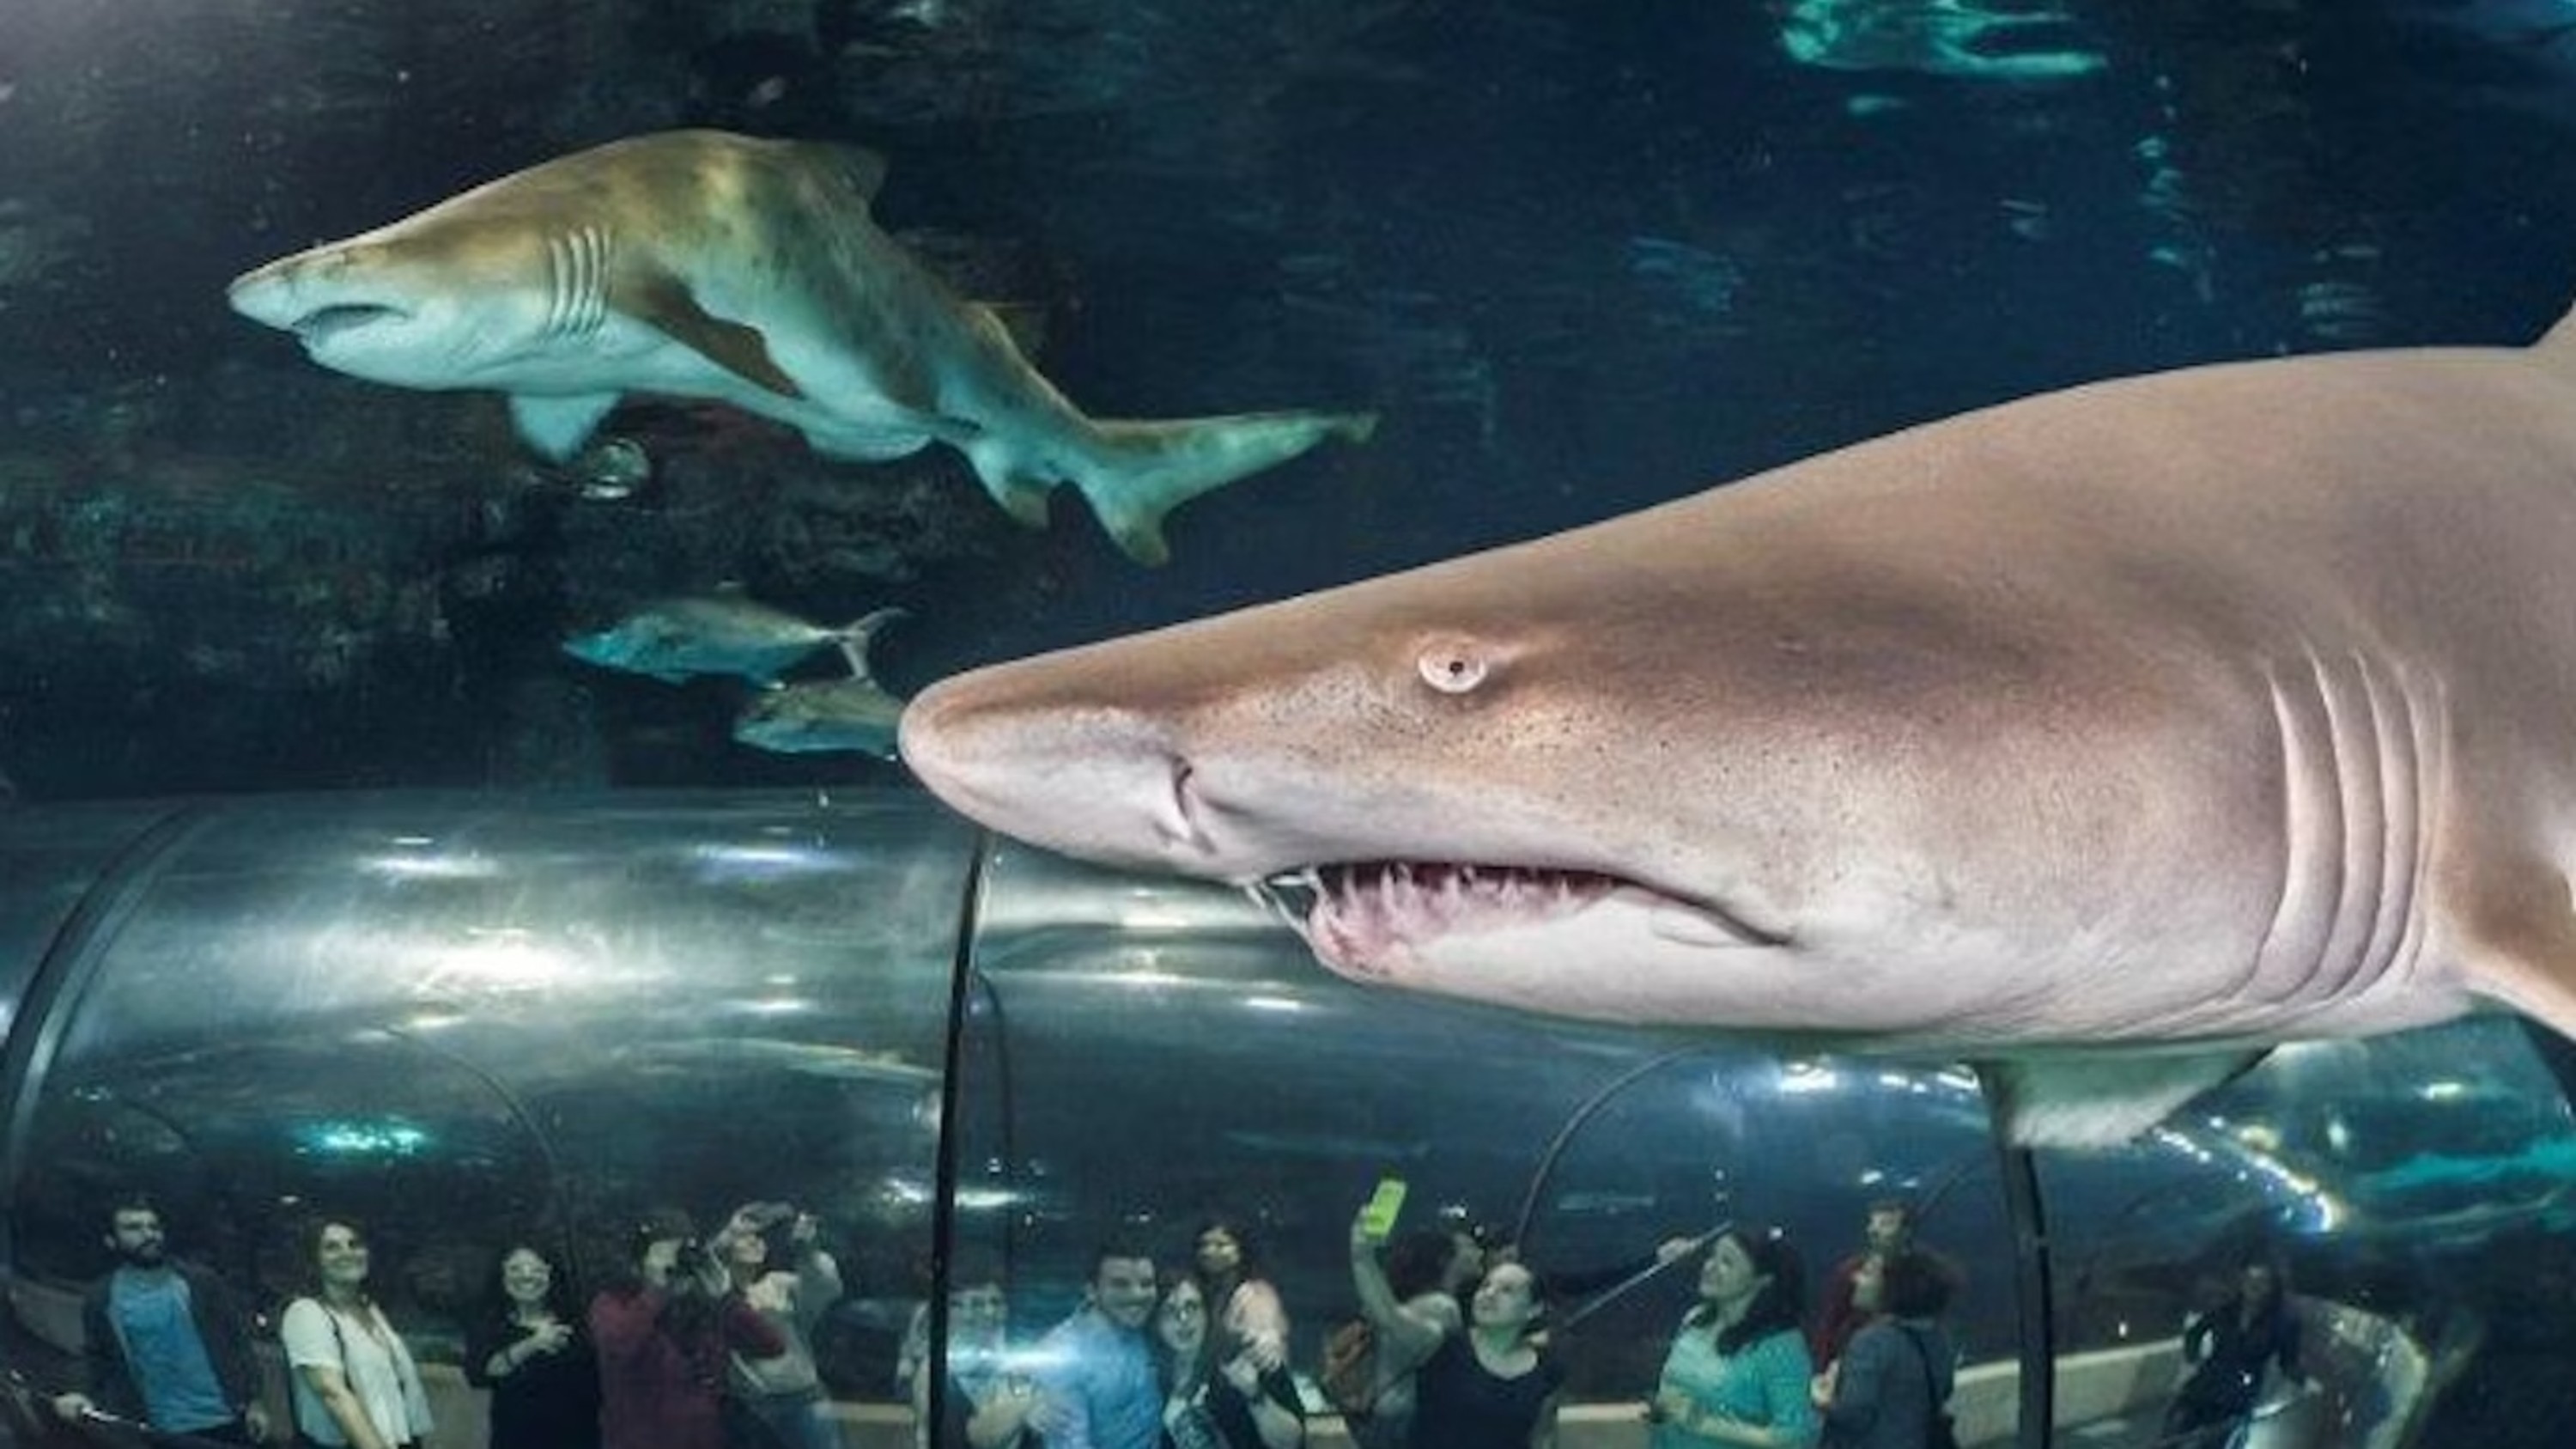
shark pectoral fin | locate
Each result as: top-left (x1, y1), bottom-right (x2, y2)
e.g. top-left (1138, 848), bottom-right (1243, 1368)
top-left (510, 393), bottom-right (623, 462)
top-left (617, 272), bottom-right (806, 399)
top-left (958, 435), bottom-right (1062, 533)
top-left (1976, 1050), bottom-right (2269, 1149)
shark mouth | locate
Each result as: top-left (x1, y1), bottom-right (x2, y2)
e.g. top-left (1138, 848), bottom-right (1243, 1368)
top-left (290, 303), bottom-right (408, 342)
top-left (1245, 861), bottom-right (1795, 975)
top-left (1244, 863), bottom-right (1630, 975)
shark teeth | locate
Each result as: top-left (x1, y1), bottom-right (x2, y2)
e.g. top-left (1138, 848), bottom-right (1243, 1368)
top-left (1245, 862), bottom-right (1621, 974)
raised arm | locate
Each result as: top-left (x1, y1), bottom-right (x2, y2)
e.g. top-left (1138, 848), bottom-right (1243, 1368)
top-left (1348, 1211), bottom-right (1455, 1367)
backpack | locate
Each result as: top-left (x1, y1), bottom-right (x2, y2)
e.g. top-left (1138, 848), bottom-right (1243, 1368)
top-left (1319, 1318), bottom-right (1377, 1418)
top-left (1899, 1326), bottom-right (1960, 1449)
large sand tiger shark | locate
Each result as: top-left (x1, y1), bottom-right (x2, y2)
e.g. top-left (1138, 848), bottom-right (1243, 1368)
top-left (225, 130), bottom-right (1375, 564)
top-left (901, 297), bottom-right (2576, 1147)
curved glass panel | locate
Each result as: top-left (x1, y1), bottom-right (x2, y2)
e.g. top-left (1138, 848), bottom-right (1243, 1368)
top-left (2036, 1017), bottom-right (2576, 1449)
top-left (3, 790), bottom-right (972, 1443)
top-left (0, 801), bottom-right (182, 1050)
top-left (9, 796), bottom-right (2576, 1449)
top-left (951, 844), bottom-right (2030, 1446)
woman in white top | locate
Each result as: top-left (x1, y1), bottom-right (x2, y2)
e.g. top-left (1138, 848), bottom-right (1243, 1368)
top-left (279, 1219), bottom-right (434, 1449)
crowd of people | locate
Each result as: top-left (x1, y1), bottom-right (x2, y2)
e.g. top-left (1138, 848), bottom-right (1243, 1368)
top-left (911, 1197), bottom-right (1971, 1449)
top-left (39, 1190), bottom-right (2312, 1449)
top-left (43, 1194), bottom-right (845, 1449)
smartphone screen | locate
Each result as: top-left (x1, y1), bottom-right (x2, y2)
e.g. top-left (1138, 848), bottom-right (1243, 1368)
top-left (1360, 1177), bottom-right (1409, 1240)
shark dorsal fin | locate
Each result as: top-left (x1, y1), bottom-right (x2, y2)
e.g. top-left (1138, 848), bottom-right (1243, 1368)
top-left (975, 301), bottom-right (1051, 359)
top-left (2540, 301), bottom-right (2576, 370)
top-left (509, 393), bottom-right (623, 462)
top-left (832, 143), bottom-right (890, 206)
top-left (614, 269), bottom-right (805, 400)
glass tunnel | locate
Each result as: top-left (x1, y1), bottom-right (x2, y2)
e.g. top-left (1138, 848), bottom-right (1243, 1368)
top-left (2, 789), bottom-right (2573, 1449)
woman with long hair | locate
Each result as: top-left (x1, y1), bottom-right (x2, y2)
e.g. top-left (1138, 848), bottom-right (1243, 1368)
top-left (1151, 1272), bottom-right (1303, 1449)
top-left (715, 1202), bottom-right (844, 1449)
top-left (1649, 1227), bottom-right (1819, 1449)
top-left (1191, 1219), bottom-right (1290, 1373)
top-left (1354, 1193), bottom-right (1559, 1449)
top-left (1814, 1250), bottom-right (1961, 1449)
top-left (1342, 1227), bottom-right (1481, 1449)
top-left (465, 1242), bottom-right (601, 1449)
top-left (278, 1218), bottom-right (435, 1449)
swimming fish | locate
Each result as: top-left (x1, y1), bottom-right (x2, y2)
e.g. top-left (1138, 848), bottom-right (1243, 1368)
top-left (899, 298), bottom-right (2576, 1148)
top-left (225, 130), bottom-right (1376, 564)
top-left (562, 588), bottom-right (871, 686)
top-left (732, 608), bottom-right (908, 758)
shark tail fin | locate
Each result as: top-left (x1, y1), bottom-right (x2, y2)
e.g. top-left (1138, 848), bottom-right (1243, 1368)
top-left (830, 607), bottom-right (909, 684)
top-left (1048, 411), bottom-right (1379, 565)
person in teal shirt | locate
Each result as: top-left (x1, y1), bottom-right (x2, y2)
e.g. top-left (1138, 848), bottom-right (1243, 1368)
top-left (1649, 1227), bottom-right (1820, 1449)
top-left (51, 1194), bottom-right (269, 1445)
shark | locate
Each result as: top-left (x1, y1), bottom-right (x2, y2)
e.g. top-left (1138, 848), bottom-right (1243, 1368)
top-left (899, 298), bottom-right (2576, 1147)
top-left (225, 130), bottom-right (1376, 564)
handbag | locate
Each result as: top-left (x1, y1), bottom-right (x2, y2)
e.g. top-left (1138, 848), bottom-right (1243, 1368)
top-left (1899, 1326), bottom-right (1960, 1449)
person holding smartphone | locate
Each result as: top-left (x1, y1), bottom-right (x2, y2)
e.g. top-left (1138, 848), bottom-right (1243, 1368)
top-left (589, 1209), bottom-right (787, 1449)
top-left (1351, 1189), bottom-right (1562, 1449)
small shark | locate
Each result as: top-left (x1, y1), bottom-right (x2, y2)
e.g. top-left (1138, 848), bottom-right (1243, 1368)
top-left (901, 299), bottom-right (2576, 1148)
top-left (563, 588), bottom-right (870, 685)
top-left (226, 130), bottom-right (1376, 563)
top-left (732, 608), bottom-right (908, 758)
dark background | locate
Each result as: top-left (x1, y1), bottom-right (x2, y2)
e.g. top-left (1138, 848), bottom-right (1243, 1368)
top-left (0, 0), bottom-right (2572, 799)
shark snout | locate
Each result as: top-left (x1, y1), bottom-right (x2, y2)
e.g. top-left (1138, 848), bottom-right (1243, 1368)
top-left (226, 247), bottom-right (412, 341)
top-left (901, 673), bottom-right (1218, 871)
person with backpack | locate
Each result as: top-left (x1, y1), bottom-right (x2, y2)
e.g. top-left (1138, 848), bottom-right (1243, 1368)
top-left (1332, 1221), bottom-right (1479, 1449)
top-left (1812, 1251), bottom-right (1962, 1449)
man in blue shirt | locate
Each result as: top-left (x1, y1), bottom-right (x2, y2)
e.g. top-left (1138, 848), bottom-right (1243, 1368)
top-left (50, 1194), bottom-right (270, 1444)
top-left (1031, 1242), bottom-right (1163, 1449)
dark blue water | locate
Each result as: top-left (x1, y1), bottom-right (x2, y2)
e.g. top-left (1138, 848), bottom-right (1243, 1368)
top-left (0, 0), bottom-right (2572, 795)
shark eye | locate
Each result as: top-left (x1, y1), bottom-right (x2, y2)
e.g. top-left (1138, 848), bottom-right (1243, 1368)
top-left (1416, 637), bottom-right (1491, 694)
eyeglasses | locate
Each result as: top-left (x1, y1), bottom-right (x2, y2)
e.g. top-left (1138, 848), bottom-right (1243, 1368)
top-left (1160, 1300), bottom-right (1206, 1317)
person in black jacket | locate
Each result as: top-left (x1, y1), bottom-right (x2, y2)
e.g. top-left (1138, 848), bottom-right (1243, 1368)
top-left (2161, 1257), bottom-right (2305, 1449)
top-left (49, 1193), bottom-right (270, 1443)
top-left (465, 1243), bottom-right (602, 1449)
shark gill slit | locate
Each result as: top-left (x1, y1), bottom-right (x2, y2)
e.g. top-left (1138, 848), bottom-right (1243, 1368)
top-left (2306, 651), bottom-right (2385, 1001)
top-left (2354, 654), bottom-right (2430, 996)
top-left (2255, 656), bottom-right (2345, 1006)
top-left (546, 228), bottom-right (608, 341)
top-left (2257, 651), bottom-right (2425, 1014)
top-left (2387, 665), bottom-right (2444, 996)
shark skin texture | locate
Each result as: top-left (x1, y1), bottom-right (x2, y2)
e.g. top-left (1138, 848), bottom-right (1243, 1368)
top-left (226, 130), bottom-right (1376, 564)
top-left (898, 298), bottom-right (2576, 1148)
